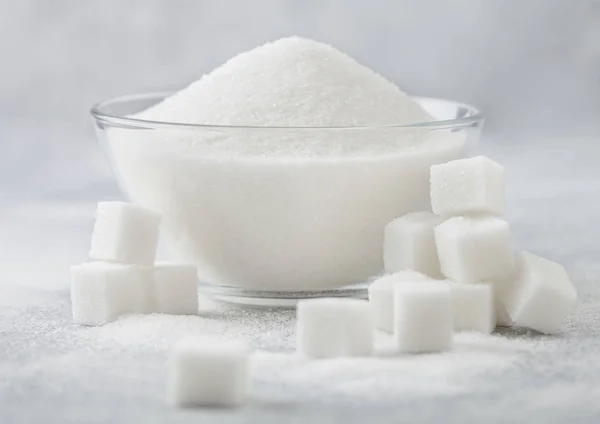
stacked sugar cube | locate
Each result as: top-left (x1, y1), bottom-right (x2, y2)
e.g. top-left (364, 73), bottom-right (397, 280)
top-left (71, 203), bottom-right (253, 408)
top-left (373, 155), bottom-right (576, 354)
top-left (70, 201), bottom-right (199, 326)
top-left (297, 156), bottom-right (577, 359)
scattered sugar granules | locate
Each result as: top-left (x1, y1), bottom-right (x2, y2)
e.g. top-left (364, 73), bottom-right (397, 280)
top-left (0, 280), bottom-right (580, 416)
top-left (63, 297), bottom-right (535, 403)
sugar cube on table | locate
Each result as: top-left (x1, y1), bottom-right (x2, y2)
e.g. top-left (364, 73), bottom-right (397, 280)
top-left (383, 211), bottom-right (443, 278)
top-left (430, 156), bottom-right (506, 217)
top-left (296, 298), bottom-right (374, 358)
top-left (368, 271), bottom-right (430, 333)
top-left (394, 281), bottom-right (453, 353)
top-left (449, 282), bottom-right (495, 334)
top-left (492, 283), bottom-right (513, 327)
top-left (498, 251), bottom-right (577, 334)
top-left (297, 298), bottom-right (345, 358)
top-left (167, 337), bottom-right (249, 408)
top-left (70, 262), bottom-right (152, 326)
top-left (435, 216), bottom-right (515, 284)
top-left (495, 300), bottom-right (513, 327)
top-left (152, 263), bottom-right (199, 315)
top-left (89, 201), bottom-right (161, 266)
top-left (339, 299), bottom-right (374, 357)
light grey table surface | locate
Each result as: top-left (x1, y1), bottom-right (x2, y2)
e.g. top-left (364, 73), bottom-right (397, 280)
top-left (1, 138), bottom-right (599, 424)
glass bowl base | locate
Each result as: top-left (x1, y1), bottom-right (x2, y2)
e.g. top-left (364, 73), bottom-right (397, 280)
top-left (197, 281), bottom-right (370, 308)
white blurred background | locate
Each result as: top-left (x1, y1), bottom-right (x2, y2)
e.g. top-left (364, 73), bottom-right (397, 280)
top-left (1, 0), bottom-right (599, 203)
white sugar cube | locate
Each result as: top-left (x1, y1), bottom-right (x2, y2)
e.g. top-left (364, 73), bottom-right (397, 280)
top-left (449, 282), bottom-right (495, 334)
top-left (499, 251), bottom-right (577, 334)
top-left (384, 211), bottom-right (443, 278)
top-left (70, 262), bottom-right (152, 326)
top-left (296, 298), bottom-right (374, 358)
top-left (394, 281), bottom-right (453, 353)
top-left (338, 299), bottom-right (374, 357)
top-left (297, 298), bottom-right (343, 358)
top-left (431, 156), bottom-right (506, 217)
top-left (492, 283), bottom-right (513, 327)
top-left (152, 263), bottom-right (199, 315)
top-left (368, 271), bottom-right (430, 333)
top-left (167, 337), bottom-right (248, 408)
top-left (495, 301), bottom-right (513, 327)
top-left (435, 216), bottom-right (515, 283)
top-left (90, 201), bottom-right (161, 266)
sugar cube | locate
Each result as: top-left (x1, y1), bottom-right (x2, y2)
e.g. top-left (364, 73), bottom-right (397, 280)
top-left (394, 281), bottom-right (453, 353)
top-left (495, 300), bottom-right (513, 327)
top-left (89, 201), bottom-right (161, 266)
top-left (449, 282), bottom-right (495, 334)
top-left (435, 216), bottom-right (515, 283)
top-left (492, 283), bottom-right (513, 327)
top-left (383, 211), bottom-right (443, 278)
top-left (430, 156), bottom-right (506, 217)
top-left (338, 299), bottom-right (374, 357)
top-left (368, 271), bottom-right (430, 333)
top-left (296, 298), bottom-right (374, 358)
top-left (498, 251), bottom-right (577, 334)
top-left (152, 263), bottom-right (199, 315)
top-left (297, 298), bottom-right (343, 358)
top-left (167, 337), bottom-right (248, 408)
top-left (70, 262), bottom-right (152, 326)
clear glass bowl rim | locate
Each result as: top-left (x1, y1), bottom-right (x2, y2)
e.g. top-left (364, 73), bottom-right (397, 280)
top-left (90, 92), bottom-right (484, 132)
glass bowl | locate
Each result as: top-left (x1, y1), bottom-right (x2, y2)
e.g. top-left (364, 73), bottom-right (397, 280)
top-left (91, 93), bottom-right (483, 306)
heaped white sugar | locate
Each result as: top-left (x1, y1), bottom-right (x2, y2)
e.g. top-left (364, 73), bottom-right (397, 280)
top-left (384, 211), bottom-right (443, 278)
top-left (394, 281), bottom-right (453, 353)
top-left (167, 337), bottom-right (249, 408)
top-left (89, 202), bottom-right (161, 266)
top-left (111, 37), bottom-right (466, 294)
top-left (435, 216), bottom-right (515, 284)
top-left (430, 156), bottom-right (506, 217)
top-left (136, 36), bottom-right (433, 128)
top-left (368, 271), bottom-right (431, 333)
top-left (498, 251), bottom-right (577, 334)
top-left (152, 263), bottom-right (199, 316)
top-left (449, 282), bottom-right (495, 334)
top-left (296, 298), bottom-right (374, 358)
top-left (70, 262), bottom-right (152, 326)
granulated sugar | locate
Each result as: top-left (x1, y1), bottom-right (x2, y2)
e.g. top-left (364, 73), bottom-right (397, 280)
top-left (124, 36), bottom-right (449, 158)
top-left (109, 37), bottom-right (470, 291)
top-left (71, 295), bottom-right (536, 401)
top-left (252, 332), bottom-right (536, 403)
top-left (1, 284), bottom-right (539, 404)
top-left (3, 263), bottom-right (597, 421)
top-left (31, 298), bottom-right (537, 404)
top-left (137, 36), bottom-right (433, 127)
top-left (80, 299), bottom-right (296, 353)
